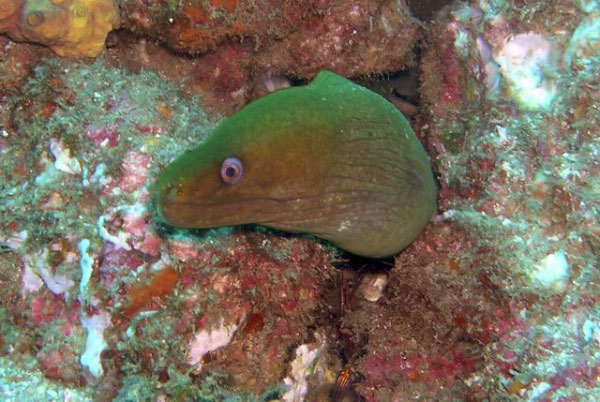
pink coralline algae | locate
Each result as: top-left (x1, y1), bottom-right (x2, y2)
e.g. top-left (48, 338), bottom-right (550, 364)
top-left (118, 151), bottom-right (152, 193)
top-left (86, 126), bottom-right (120, 148)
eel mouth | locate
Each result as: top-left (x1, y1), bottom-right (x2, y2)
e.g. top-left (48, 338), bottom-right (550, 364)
top-left (157, 192), bottom-right (327, 230)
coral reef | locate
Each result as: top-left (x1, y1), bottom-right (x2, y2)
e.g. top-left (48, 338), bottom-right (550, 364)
top-left (0, 59), bottom-right (339, 400)
top-left (406, 0), bottom-right (599, 399)
top-left (0, 0), bottom-right (599, 400)
top-left (1, 0), bottom-right (119, 58)
top-left (119, 0), bottom-right (420, 76)
top-left (1, 0), bottom-right (421, 112)
top-left (112, 0), bottom-right (423, 114)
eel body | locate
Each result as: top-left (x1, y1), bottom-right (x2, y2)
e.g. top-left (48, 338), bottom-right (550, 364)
top-left (154, 71), bottom-right (436, 258)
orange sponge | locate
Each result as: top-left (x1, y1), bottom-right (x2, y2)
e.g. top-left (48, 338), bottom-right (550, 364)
top-left (2, 0), bottom-right (119, 58)
top-left (0, 0), bottom-right (20, 33)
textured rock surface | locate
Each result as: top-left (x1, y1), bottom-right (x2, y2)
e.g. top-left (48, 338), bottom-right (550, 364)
top-left (0, 0), bottom-right (598, 400)
top-left (119, 0), bottom-right (420, 77)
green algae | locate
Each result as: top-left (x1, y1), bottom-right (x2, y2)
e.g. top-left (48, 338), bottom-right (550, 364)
top-left (114, 369), bottom-right (277, 402)
top-left (0, 355), bottom-right (93, 402)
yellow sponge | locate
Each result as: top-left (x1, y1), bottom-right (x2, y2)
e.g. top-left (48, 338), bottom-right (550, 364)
top-left (4, 0), bottom-right (119, 58)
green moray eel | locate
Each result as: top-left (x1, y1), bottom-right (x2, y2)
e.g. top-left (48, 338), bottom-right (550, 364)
top-left (154, 71), bottom-right (437, 258)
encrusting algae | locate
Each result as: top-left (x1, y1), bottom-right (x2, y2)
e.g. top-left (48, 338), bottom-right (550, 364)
top-left (155, 71), bottom-right (437, 258)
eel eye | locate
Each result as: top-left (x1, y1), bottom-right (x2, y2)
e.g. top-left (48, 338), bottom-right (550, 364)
top-left (220, 157), bottom-right (243, 185)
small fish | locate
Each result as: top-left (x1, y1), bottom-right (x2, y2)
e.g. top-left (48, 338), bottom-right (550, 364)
top-left (332, 367), bottom-right (354, 401)
top-left (154, 71), bottom-right (436, 258)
